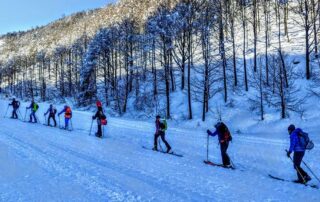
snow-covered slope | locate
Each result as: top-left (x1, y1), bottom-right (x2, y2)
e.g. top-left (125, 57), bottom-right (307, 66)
top-left (0, 99), bottom-right (319, 201)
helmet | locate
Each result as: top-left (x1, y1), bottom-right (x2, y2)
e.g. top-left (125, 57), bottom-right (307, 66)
top-left (96, 101), bottom-right (102, 107)
top-left (215, 122), bottom-right (222, 129)
top-left (288, 124), bottom-right (295, 133)
top-left (156, 115), bottom-right (161, 119)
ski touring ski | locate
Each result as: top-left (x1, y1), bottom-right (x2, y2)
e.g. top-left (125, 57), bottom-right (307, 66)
top-left (59, 127), bottom-right (73, 132)
top-left (268, 174), bottom-right (319, 189)
top-left (203, 160), bottom-right (235, 170)
top-left (43, 124), bottom-right (57, 128)
top-left (142, 146), bottom-right (183, 157)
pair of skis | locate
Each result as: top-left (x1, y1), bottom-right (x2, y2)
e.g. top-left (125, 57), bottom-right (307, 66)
top-left (268, 174), bottom-right (319, 189)
top-left (203, 160), bottom-right (235, 170)
top-left (142, 146), bottom-right (183, 157)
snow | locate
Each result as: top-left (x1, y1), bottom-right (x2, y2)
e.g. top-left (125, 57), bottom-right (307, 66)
top-left (0, 39), bottom-right (4, 52)
top-left (0, 99), bottom-right (319, 201)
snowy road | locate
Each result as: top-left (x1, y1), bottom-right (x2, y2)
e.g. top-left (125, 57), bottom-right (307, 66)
top-left (0, 100), bottom-right (319, 201)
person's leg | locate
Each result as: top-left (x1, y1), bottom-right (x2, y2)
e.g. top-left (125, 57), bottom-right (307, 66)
top-left (29, 112), bottom-right (33, 122)
top-left (65, 118), bottom-right (69, 129)
top-left (153, 133), bottom-right (160, 150)
top-left (53, 116), bottom-right (57, 127)
top-left (47, 115), bottom-right (51, 125)
top-left (293, 152), bottom-right (308, 181)
top-left (97, 124), bottom-right (102, 137)
top-left (33, 112), bottom-right (37, 123)
top-left (220, 142), bottom-right (231, 166)
top-left (13, 109), bottom-right (18, 118)
top-left (160, 131), bottom-right (171, 152)
top-left (11, 109), bottom-right (15, 118)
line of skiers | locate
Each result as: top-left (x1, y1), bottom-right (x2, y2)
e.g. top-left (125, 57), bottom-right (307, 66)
top-left (5, 98), bottom-right (315, 184)
top-left (6, 98), bottom-right (107, 137)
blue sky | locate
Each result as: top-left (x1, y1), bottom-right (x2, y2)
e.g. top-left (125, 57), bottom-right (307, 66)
top-left (0, 0), bottom-right (118, 35)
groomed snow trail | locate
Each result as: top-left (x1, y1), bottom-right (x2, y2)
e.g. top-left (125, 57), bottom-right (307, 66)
top-left (0, 100), bottom-right (319, 201)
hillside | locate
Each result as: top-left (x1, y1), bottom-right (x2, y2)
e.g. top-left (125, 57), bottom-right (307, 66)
top-left (0, 0), bottom-right (319, 123)
top-left (0, 0), bottom-right (179, 61)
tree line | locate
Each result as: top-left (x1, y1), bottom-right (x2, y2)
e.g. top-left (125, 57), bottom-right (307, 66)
top-left (0, 0), bottom-right (319, 120)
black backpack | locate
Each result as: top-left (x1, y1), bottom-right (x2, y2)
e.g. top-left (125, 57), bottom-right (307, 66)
top-left (298, 131), bottom-right (314, 150)
top-left (216, 122), bottom-right (232, 142)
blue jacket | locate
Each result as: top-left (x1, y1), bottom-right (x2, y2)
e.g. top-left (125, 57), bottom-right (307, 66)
top-left (289, 128), bottom-right (305, 153)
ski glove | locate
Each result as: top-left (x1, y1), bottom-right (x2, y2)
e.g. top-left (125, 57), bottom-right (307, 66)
top-left (287, 151), bottom-right (291, 158)
top-left (207, 130), bottom-right (211, 136)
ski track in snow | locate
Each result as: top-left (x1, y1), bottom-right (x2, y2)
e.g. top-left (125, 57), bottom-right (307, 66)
top-left (0, 100), bottom-right (319, 201)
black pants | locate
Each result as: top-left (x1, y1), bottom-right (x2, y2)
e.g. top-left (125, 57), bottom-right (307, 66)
top-left (154, 131), bottom-right (171, 150)
top-left (11, 109), bottom-right (18, 119)
top-left (29, 111), bottom-right (37, 123)
top-left (96, 124), bottom-right (102, 137)
top-left (48, 114), bottom-right (57, 127)
top-left (293, 151), bottom-right (309, 181)
top-left (220, 141), bottom-right (231, 166)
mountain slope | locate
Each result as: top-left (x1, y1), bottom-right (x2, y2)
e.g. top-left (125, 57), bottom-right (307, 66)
top-left (0, 0), bottom-right (179, 61)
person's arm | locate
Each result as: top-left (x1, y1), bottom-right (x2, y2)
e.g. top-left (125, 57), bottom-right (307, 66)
top-left (58, 109), bottom-right (64, 116)
top-left (289, 134), bottom-right (297, 153)
top-left (44, 108), bottom-right (49, 116)
top-left (207, 129), bottom-right (218, 137)
top-left (155, 121), bottom-right (160, 134)
top-left (92, 111), bottom-right (98, 120)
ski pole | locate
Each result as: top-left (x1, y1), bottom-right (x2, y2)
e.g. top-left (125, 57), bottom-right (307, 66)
top-left (70, 118), bottom-right (73, 131)
top-left (285, 150), bottom-right (307, 185)
top-left (206, 133), bottom-right (209, 161)
top-left (35, 114), bottom-right (40, 124)
top-left (24, 108), bottom-right (28, 122)
top-left (3, 105), bottom-right (9, 118)
top-left (17, 109), bottom-right (23, 120)
top-left (89, 119), bottom-right (94, 136)
top-left (58, 115), bottom-right (61, 128)
top-left (302, 160), bottom-right (320, 184)
top-left (44, 114), bottom-right (47, 125)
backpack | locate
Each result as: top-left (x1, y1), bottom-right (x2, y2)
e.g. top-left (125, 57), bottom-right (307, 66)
top-left (160, 119), bottom-right (168, 131)
top-left (33, 103), bottom-right (39, 111)
top-left (65, 107), bottom-right (72, 117)
top-left (223, 129), bottom-right (232, 142)
top-left (298, 131), bottom-right (314, 150)
top-left (16, 101), bottom-right (20, 108)
top-left (100, 113), bottom-right (107, 125)
top-left (217, 122), bottom-right (232, 142)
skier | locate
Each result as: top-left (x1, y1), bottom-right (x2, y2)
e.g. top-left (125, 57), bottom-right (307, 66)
top-left (153, 115), bottom-right (171, 153)
top-left (9, 98), bottom-right (20, 119)
top-left (92, 101), bottom-right (107, 138)
top-left (44, 104), bottom-right (57, 127)
top-left (58, 105), bottom-right (72, 130)
top-left (287, 124), bottom-right (311, 183)
top-left (207, 122), bottom-right (232, 168)
top-left (26, 99), bottom-right (39, 123)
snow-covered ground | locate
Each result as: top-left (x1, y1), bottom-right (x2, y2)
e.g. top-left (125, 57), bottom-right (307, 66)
top-left (0, 99), bottom-right (319, 201)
